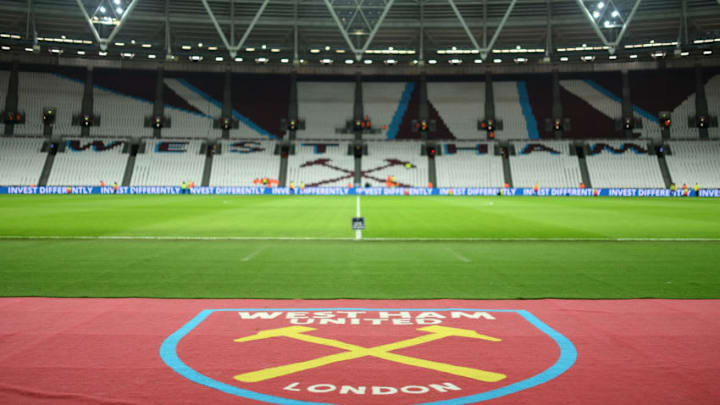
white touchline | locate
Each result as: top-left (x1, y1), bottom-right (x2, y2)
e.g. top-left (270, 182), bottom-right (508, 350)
top-left (0, 236), bottom-right (719, 242)
top-left (355, 195), bottom-right (362, 241)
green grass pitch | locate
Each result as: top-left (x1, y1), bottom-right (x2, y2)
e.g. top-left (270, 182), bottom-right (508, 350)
top-left (1, 195), bottom-right (719, 299)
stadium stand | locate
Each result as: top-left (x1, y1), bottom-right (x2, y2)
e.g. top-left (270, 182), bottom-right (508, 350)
top-left (363, 82), bottom-right (407, 140)
top-left (298, 81), bottom-right (354, 139)
top-left (435, 142), bottom-right (504, 187)
top-left (427, 82), bottom-right (485, 139)
top-left (92, 87), bottom-right (153, 138)
top-left (664, 90), bottom-right (698, 140)
top-left (0, 137), bottom-right (47, 185)
top-left (231, 74), bottom-right (289, 139)
top-left (163, 78), bottom-right (215, 139)
top-left (494, 81), bottom-right (530, 140)
top-left (395, 82), bottom-right (454, 140)
top-left (703, 75), bottom-right (720, 140)
top-left (665, 141), bottom-right (720, 188)
top-left (561, 80), bottom-right (622, 122)
top-left (585, 140), bottom-right (665, 188)
top-left (510, 141), bottom-right (583, 188)
top-left (47, 139), bottom-right (127, 185)
top-left (287, 142), bottom-right (354, 186)
top-left (210, 140), bottom-right (278, 186)
top-left (131, 139), bottom-right (204, 186)
top-left (363, 142), bottom-right (427, 187)
top-left (0, 69), bottom-right (8, 133)
top-left (15, 72), bottom-right (83, 136)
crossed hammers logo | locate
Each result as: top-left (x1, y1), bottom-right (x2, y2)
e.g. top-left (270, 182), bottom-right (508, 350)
top-left (233, 325), bottom-right (506, 383)
top-left (299, 158), bottom-right (416, 187)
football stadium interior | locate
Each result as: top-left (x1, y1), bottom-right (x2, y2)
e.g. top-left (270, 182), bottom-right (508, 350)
top-left (1, 1), bottom-right (720, 404)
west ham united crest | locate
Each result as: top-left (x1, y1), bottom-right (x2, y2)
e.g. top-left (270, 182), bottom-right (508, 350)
top-left (160, 308), bottom-right (577, 404)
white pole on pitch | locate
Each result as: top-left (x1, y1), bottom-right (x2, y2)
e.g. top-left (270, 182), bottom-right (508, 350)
top-left (355, 195), bottom-right (362, 240)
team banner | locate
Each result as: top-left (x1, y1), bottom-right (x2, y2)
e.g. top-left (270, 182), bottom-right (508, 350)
top-left (1, 186), bottom-right (719, 197)
top-left (161, 307), bottom-right (575, 404)
top-left (1, 298), bottom-right (718, 405)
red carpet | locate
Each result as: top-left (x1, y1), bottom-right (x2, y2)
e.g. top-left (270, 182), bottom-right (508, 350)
top-left (0, 298), bottom-right (718, 404)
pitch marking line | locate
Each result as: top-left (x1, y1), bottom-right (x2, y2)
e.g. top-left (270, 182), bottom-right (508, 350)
top-left (241, 247), bottom-right (266, 262)
top-left (1, 236), bottom-right (720, 242)
top-left (447, 247), bottom-right (471, 262)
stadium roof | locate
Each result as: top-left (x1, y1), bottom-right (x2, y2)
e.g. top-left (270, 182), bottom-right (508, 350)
top-left (1, 0), bottom-right (720, 69)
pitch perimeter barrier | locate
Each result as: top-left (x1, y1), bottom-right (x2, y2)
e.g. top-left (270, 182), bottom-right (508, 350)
top-left (2, 186), bottom-right (720, 197)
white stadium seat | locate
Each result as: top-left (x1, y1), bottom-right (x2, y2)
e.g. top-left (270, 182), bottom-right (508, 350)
top-left (15, 72), bottom-right (83, 137)
top-left (665, 141), bottom-right (720, 188)
top-left (47, 139), bottom-right (128, 186)
top-left (131, 139), bottom-right (205, 186)
top-left (0, 137), bottom-right (47, 185)
top-left (298, 82), bottom-right (354, 139)
top-left (510, 141), bottom-right (583, 188)
top-left (210, 140), bottom-right (279, 186)
top-left (288, 142), bottom-right (355, 187)
top-left (435, 142), bottom-right (504, 187)
top-left (585, 140), bottom-right (665, 188)
top-left (363, 142), bottom-right (427, 187)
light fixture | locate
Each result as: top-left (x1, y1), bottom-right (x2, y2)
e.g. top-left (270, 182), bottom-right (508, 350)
top-left (234, 57), bottom-right (243, 62)
top-left (246, 47), bottom-right (255, 52)
top-left (1, 46), bottom-right (10, 51)
top-left (597, 2), bottom-right (605, 9)
top-left (77, 50), bottom-right (85, 55)
top-left (449, 58), bottom-right (462, 64)
top-left (611, 10), bottom-right (619, 17)
top-left (181, 45), bottom-right (191, 50)
top-left (320, 58), bottom-right (333, 64)
top-left (280, 58), bottom-right (289, 63)
top-left (141, 43), bottom-right (151, 48)
top-left (255, 57), bottom-right (268, 63)
top-left (609, 55), bottom-right (617, 60)
top-left (593, 11), bottom-right (600, 19)
top-left (474, 59), bottom-right (483, 64)
top-left (629, 54), bottom-right (638, 59)
top-left (428, 59), bottom-right (437, 64)
top-left (99, 51), bottom-right (107, 56)
top-left (493, 58), bottom-right (502, 63)
top-left (385, 59), bottom-right (397, 65)
top-left (324, 46), bottom-right (330, 51)
top-left (704, 50), bottom-right (713, 55)
top-left (310, 49), bottom-right (320, 53)
top-left (363, 59), bottom-right (372, 64)
top-left (148, 54), bottom-right (156, 59)
top-left (560, 56), bottom-right (569, 62)
top-left (99, 6), bottom-right (106, 13)
top-left (345, 59), bottom-right (354, 64)
top-left (215, 56), bottom-right (224, 61)
top-left (198, 42), bottom-right (203, 48)
top-left (208, 46), bottom-right (218, 51)
top-left (270, 48), bottom-right (280, 53)
top-left (116, 7), bottom-right (123, 14)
